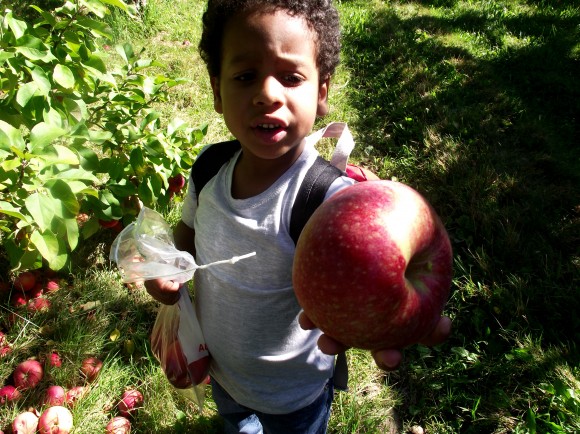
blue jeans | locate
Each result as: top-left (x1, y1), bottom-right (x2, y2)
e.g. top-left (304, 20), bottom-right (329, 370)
top-left (210, 378), bottom-right (334, 434)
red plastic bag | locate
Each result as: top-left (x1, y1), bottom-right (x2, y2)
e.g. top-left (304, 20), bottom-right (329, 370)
top-left (150, 285), bottom-right (210, 407)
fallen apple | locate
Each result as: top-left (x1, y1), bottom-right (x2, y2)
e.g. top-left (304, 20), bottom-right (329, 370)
top-left (13, 272), bottom-right (36, 292)
top-left (45, 279), bottom-right (60, 293)
top-left (293, 180), bottom-right (453, 350)
top-left (0, 385), bottom-right (21, 404)
top-left (65, 386), bottom-right (86, 406)
top-left (27, 297), bottom-right (51, 313)
top-left (47, 352), bottom-right (62, 368)
top-left (106, 416), bottom-right (131, 434)
top-left (10, 292), bottom-right (29, 308)
top-left (13, 359), bottom-right (44, 390)
top-left (12, 411), bottom-right (38, 434)
top-left (42, 385), bottom-right (66, 406)
top-left (80, 356), bottom-right (103, 382)
top-left (118, 389), bottom-right (144, 417)
top-left (38, 405), bottom-right (74, 434)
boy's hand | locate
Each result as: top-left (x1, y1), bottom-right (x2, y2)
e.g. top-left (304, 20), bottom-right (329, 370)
top-left (298, 313), bottom-right (452, 371)
top-left (144, 278), bottom-right (181, 305)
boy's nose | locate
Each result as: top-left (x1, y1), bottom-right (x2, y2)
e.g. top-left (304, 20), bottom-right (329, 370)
top-left (253, 76), bottom-right (283, 107)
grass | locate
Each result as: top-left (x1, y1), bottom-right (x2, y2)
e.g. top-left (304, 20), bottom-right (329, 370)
top-left (1, 0), bottom-right (579, 432)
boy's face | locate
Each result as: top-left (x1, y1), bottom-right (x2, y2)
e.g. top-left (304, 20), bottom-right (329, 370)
top-left (211, 9), bottom-right (329, 161)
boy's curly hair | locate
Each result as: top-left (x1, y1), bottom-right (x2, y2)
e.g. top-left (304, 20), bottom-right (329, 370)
top-left (199, 0), bottom-right (341, 80)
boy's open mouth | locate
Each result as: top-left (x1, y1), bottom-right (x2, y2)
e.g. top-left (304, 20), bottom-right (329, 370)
top-left (257, 124), bottom-right (281, 130)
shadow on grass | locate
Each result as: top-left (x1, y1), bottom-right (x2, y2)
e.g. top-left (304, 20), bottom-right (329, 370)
top-left (340, 0), bottom-right (579, 430)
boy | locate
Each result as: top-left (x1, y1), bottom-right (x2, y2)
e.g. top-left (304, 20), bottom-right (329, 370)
top-left (146, 1), bottom-right (451, 432)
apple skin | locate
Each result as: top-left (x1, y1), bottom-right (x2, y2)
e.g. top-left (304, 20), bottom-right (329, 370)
top-left (13, 272), bottom-right (36, 292)
top-left (106, 416), bottom-right (131, 433)
top-left (42, 385), bottom-right (66, 406)
top-left (13, 359), bottom-right (44, 390)
top-left (0, 385), bottom-right (21, 404)
top-left (80, 357), bottom-right (103, 382)
top-left (64, 386), bottom-right (86, 406)
top-left (118, 389), bottom-right (144, 417)
top-left (168, 174), bottom-right (186, 193)
top-left (12, 411), bottom-right (38, 434)
top-left (293, 180), bottom-right (453, 350)
top-left (38, 405), bottom-right (74, 434)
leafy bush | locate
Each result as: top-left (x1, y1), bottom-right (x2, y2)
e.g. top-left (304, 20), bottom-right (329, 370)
top-left (0, 0), bottom-right (206, 271)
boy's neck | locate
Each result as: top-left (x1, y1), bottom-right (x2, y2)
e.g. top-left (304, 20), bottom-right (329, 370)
top-left (231, 141), bottom-right (306, 199)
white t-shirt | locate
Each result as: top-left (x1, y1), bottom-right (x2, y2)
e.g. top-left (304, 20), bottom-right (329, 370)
top-left (181, 142), bottom-right (354, 414)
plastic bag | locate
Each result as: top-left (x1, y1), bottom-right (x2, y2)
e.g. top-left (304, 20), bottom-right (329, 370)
top-left (150, 284), bottom-right (210, 408)
top-left (109, 206), bottom-right (255, 284)
top-left (109, 206), bottom-right (255, 409)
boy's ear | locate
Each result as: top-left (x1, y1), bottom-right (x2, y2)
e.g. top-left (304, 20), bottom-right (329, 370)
top-left (317, 77), bottom-right (330, 117)
top-left (210, 76), bottom-right (223, 114)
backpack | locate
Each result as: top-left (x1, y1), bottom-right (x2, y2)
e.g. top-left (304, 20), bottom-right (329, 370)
top-left (189, 123), bottom-right (376, 391)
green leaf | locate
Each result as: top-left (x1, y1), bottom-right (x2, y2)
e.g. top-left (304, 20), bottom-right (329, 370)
top-left (24, 193), bottom-right (54, 232)
top-left (30, 229), bottom-right (67, 270)
top-left (0, 120), bottom-right (26, 151)
top-left (29, 6), bottom-right (57, 26)
top-left (48, 179), bottom-right (80, 216)
top-left (16, 82), bottom-right (39, 108)
top-left (53, 64), bottom-right (76, 89)
top-left (81, 217), bottom-right (100, 239)
top-left (100, 0), bottom-right (131, 13)
top-left (64, 217), bottom-right (79, 250)
top-left (0, 201), bottom-right (29, 223)
top-left (6, 12), bottom-right (28, 39)
top-left (29, 123), bottom-right (67, 150)
top-left (30, 66), bottom-right (51, 95)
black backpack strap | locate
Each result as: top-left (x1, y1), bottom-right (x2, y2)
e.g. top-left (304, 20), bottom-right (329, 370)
top-left (289, 156), bottom-right (344, 245)
top-left (191, 140), bottom-right (241, 203)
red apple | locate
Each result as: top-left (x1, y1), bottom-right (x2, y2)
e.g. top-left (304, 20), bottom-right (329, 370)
top-left (106, 416), bottom-right (131, 433)
top-left (64, 386), bottom-right (86, 406)
top-left (10, 292), bottom-right (29, 307)
top-left (38, 405), bottom-right (74, 433)
top-left (12, 411), bottom-right (38, 434)
top-left (47, 352), bottom-right (62, 368)
top-left (118, 389), bottom-right (144, 417)
top-left (293, 180), bottom-right (453, 350)
top-left (99, 219), bottom-right (120, 229)
top-left (13, 272), bottom-right (36, 292)
top-left (0, 280), bottom-right (10, 294)
top-left (42, 385), bottom-right (66, 406)
top-left (13, 359), bottom-right (44, 390)
top-left (168, 174), bottom-right (186, 193)
top-left (27, 297), bottom-right (51, 313)
top-left (80, 356), bottom-right (102, 382)
top-left (0, 385), bottom-right (21, 404)
top-left (160, 340), bottom-right (192, 389)
top-left (45, 279), bottom-right (60, 293)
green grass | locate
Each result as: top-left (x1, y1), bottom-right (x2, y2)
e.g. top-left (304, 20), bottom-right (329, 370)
top-left (1, 0), bottom-right (579, 432)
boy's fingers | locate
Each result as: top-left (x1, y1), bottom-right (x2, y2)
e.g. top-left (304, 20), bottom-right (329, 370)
top-left (317, 334), bottom-right (349, 355)
top-left (144, 279), bottom-right (180, 305)
top-left (371, 349), bottom-right (403, 371)
top-left (419, 316), bottom-right (452, 347)
top-left (298, 311), bottom-right (316, 330)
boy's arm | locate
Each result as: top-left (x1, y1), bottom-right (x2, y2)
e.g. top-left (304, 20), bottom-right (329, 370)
top-left (144, 220), bottom-right (196, 305)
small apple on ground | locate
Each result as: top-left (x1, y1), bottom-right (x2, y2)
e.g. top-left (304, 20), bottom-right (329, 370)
top-left (118, 389), bottom-right (144, 417)
top-left (293, 180), bottom-right (453, 350)
top-left (47, 352), bottom-right (62, 368)
top-left (0, 385), bottom-right (21, 404)
top-left (13, 271), bottom-right (36, 292)
top-left (106, 416), bottom-right (131, 433)
top-left (42, 385), bottom-right (66, 406)
top-left (38, 405), bottom-right (74, 434)
top-left (10, 291), bottom-right (29, 307)
top-left (99, 219), bottom-right (120, 229)
top-left (80, 356), bottom-right (103, 382)
top-left (65, 386), bottom-right (86, 406)
top-left (27, 297), bottom-right (51, 313)
top-left (13, 359), bottom-right (44, 390)
top-left (12, 411), bottom-right (38, 434)
top-left (45, 279), bottom-right (60, 293)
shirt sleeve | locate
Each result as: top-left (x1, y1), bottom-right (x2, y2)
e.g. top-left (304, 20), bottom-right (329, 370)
top-left (324, 175), bottom-right (356, 200)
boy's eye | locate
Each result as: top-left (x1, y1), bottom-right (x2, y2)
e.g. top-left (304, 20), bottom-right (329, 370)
top-left (234, 72), bottom-right (255, 82)
top-left (282, 74), bottom-right (304, 86)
